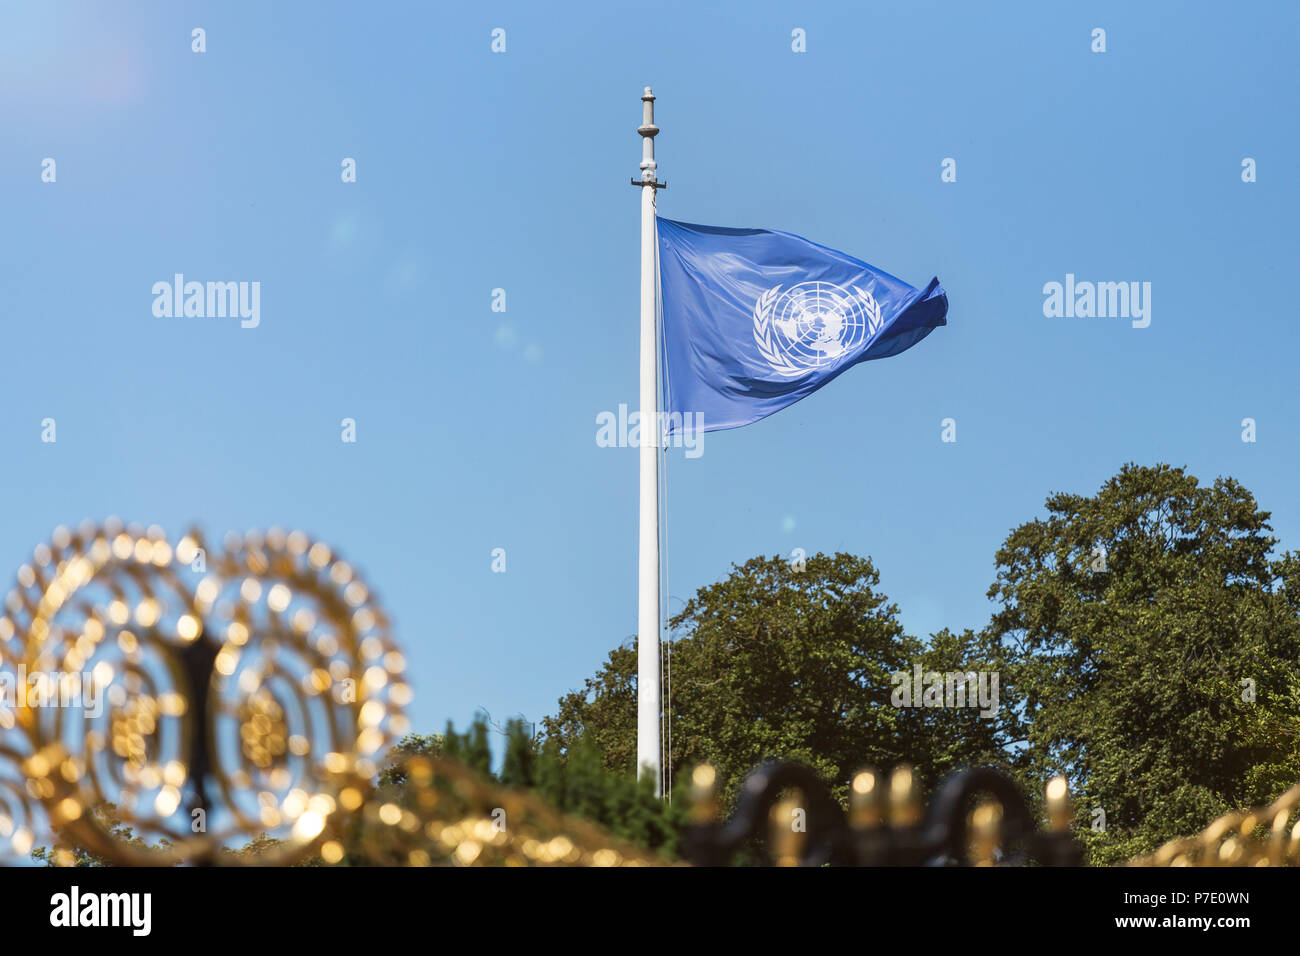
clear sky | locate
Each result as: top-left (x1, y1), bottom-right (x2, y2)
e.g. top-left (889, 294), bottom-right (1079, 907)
top-left (2, 1), bottom-right (1297, 748)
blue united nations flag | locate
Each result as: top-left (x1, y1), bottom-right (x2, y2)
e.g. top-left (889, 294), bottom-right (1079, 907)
top-left (657, 217), bottom-right (948, 433)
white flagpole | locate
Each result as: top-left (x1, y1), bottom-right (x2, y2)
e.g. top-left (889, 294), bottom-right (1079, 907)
top-left (635, 86), bottom-right (662, 795)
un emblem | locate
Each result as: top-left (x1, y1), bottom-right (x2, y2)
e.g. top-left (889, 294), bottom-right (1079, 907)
top-left (752, 281), bottom-right (883, 377)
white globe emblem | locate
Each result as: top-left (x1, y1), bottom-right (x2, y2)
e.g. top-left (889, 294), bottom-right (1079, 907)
top-left (752, 280), bottom-right (883, 377)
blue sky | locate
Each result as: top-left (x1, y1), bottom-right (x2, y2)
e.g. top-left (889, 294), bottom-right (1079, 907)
top-left (2, 0), bottom-right (1297, 752)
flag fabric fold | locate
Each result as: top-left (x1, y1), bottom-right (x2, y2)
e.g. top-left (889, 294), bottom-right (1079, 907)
top-left (657, 217), bottom-right (948, 433)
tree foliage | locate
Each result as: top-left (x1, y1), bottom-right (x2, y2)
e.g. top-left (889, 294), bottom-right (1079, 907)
top-left (989, 463), bottom-right (1300, 862)
top-left (545, 465), bottom-right (1300, 863)
top-left (30, 803), bottom-right (169, 867)
top-left (545, 553), bottom-right (1015, 806)
top-left (445, 716), bottom-right (688, 855)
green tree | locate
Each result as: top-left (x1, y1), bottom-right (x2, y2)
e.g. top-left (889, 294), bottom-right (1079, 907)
top-left (377, 730), bottom-right (444, 786)
top-left (388, 716), bottom-right (686, 857)
top-left (499, 717), bottom-right (536, 788)
top-left (465, 720), bottom-right (492, 776)
top-left (536, 734), bottom-right (567, 809)
top-left (545, 553), bottom-right (1015, 805)
top-left (31, 803), bottom-right (171, 867)
top-left (989, 463), bottom-right (1300, 863)
top-left (912, 626), bottom-right (1023, 778)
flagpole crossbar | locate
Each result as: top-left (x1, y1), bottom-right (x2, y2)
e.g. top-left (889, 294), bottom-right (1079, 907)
top-left (629, 179), bottom-right (667, 189)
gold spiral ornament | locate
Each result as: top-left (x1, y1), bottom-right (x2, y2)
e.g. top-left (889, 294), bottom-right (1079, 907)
top-left (1127, 783), bottom-right (1300, 867)
top-left (356, 754), bottom-right (669, 867)
top-left (0, 520), bottom-right (409, 865)
top-left (0, 740), bottom-right (41, 863)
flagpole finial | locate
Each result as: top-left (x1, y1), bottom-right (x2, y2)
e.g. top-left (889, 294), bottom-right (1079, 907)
top-left (637, 86), bottom-right (660, 185)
